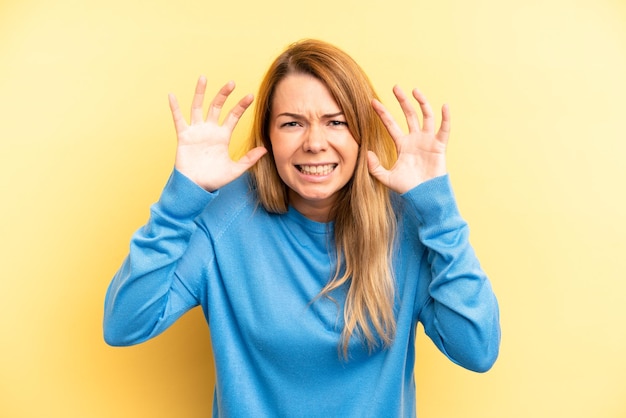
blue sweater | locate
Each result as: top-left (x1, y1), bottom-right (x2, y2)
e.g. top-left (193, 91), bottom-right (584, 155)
top-left (104, 170), bottom-right (500, 417)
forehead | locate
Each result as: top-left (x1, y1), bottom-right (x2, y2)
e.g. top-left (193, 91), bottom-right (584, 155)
top-left (271, 73), bottom-right (340, 115)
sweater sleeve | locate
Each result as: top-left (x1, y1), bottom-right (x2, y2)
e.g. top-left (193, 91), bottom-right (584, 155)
top-left (404, 175), bottom-right (501, 372)
top-left (103, 169), bottom-right (215, 346)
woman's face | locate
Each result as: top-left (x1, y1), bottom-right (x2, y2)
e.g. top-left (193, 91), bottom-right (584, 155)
top-left (269, 73), bottom-right (359, 222)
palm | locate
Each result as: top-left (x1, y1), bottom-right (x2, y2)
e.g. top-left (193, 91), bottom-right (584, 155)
top-left (368, 86), bottom-right (450, 194)
top-left (169, 77), bottom-right (267, 192)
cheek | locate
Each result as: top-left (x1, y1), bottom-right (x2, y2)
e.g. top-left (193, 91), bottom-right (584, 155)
top-left (268, 134), bottom-right (283, 162)
top-left (269, 142), bottom-right (294, 180)
top-left (270, 141), bottom-right (288, 166)
top-left (345, 141), bottom-right (360, 167)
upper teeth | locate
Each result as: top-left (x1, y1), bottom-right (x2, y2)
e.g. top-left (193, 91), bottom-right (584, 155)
top-left (299, 164), bottom-right (336, 175)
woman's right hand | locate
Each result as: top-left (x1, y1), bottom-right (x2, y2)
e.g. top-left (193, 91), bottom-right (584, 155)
top-left (168, 76), bottom-right (267, 192)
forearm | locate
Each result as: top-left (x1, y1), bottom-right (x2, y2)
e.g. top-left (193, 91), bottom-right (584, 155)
top-left (103, 169), bottom-right (213, 346)
top-left (421, 249), bottom-right (500, 372)
top-left (406, 175), bottom-right (501, 372)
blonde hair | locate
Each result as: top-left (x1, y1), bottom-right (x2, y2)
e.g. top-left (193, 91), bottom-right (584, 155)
top-left (248, 39), bottom-right (398, 357)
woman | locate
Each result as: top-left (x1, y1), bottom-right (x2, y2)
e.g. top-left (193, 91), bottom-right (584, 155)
top-left (104, 39), bottom-right (500, 417)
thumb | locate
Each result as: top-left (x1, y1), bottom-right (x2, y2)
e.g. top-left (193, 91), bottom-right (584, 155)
top-left (367, 150), bottom-right (391, 187)
top-left (235, 146), bottom-right (268, 172)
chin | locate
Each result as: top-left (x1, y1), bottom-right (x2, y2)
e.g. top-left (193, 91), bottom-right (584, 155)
top-left (289, 185), bottom-right (339, 204)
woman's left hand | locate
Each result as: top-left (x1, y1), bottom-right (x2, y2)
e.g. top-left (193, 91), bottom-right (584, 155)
top-left (367, 86), bottom-right (450, 194)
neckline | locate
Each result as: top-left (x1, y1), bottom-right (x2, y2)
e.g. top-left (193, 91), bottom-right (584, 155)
top-left (286, 205), bottom-right (334, 234)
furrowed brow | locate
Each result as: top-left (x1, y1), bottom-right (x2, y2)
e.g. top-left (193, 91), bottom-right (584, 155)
top-left (276, 112), bottom-right (305, 119)
top-left (274, 111), bottom-right (344, 119)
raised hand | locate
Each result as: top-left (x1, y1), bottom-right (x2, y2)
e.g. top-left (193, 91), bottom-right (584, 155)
top-left (168, 76), bottom-right (267, 192)
top-left (367, 85), bottom-right (450, 194)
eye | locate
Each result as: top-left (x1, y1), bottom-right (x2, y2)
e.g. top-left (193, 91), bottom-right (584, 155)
top-left (280, 121), bottom-right (301, 128)
top-left (329, 120), bottom-right (348, 127)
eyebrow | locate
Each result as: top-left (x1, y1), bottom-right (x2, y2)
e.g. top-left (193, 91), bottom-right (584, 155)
top-left (275, 111), bottom-right (345, 119)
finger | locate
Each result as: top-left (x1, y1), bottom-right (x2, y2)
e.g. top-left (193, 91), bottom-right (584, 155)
top-left (393, 85), bottom-right (421, 133)
top-left (411, 88), bottom-right (435, 133)
top-left (191, 76), bottom-right (207, 124)
top-left (222, 93), bottom-right (254, 131)
top-left (437, 103), bottom-right (451, 144)
top-left (168, 93), bottom-right (188, 135)
top-left (207, 80), bottom-right (236, 122)
top-left (366, 150), bottom-right (391, 188)
top-left (372, 98), bottom-right (405, 140)
top-left (234, 146), bottom-right (268, 172)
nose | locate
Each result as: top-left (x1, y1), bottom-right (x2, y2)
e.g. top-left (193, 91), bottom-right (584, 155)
top-left (303, 125), bottom-right (328, 153)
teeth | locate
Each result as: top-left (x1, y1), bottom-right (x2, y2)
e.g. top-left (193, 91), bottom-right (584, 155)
top-left (298, 164), bottom-right (336, 175)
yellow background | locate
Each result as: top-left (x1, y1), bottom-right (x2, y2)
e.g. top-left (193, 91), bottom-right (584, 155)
top-left (1, 0), bottom-right (625, 416)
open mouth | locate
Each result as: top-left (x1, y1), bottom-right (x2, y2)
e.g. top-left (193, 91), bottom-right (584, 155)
top-left (296, 164), bottom-right (338, 176)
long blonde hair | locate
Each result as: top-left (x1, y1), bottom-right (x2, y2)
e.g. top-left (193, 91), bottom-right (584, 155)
top-left (248, 39), bottom-right (398, 357)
